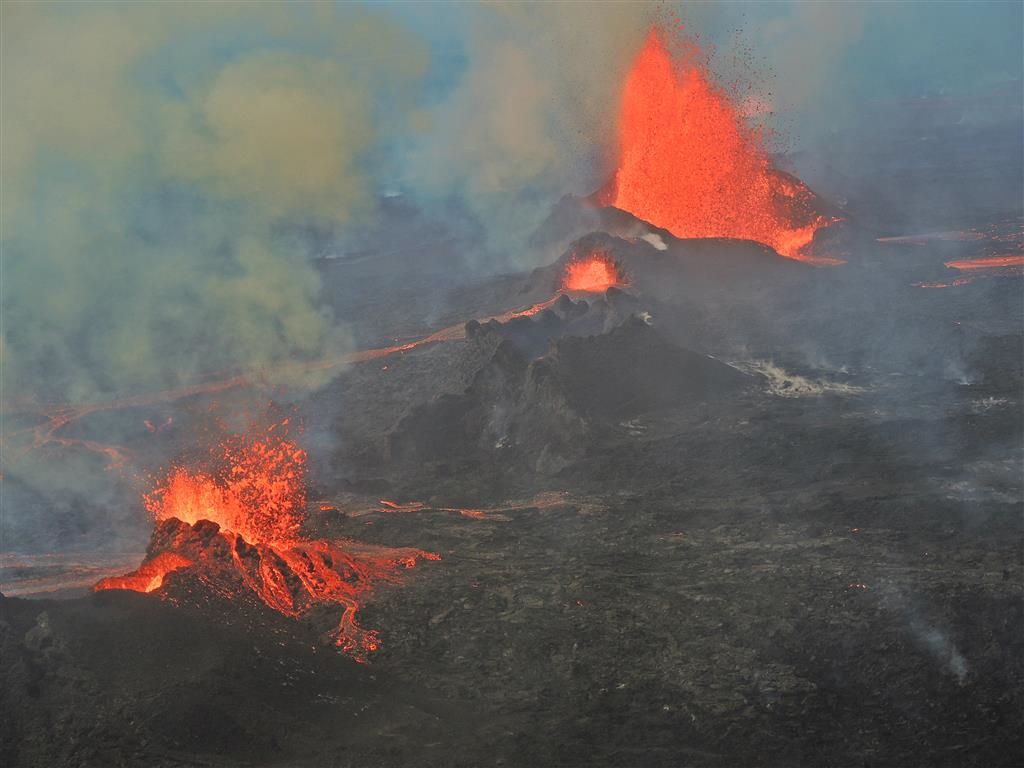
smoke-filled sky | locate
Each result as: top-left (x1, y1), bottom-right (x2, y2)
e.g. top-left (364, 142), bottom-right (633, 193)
top-left (1, 0), bottom-right (1021, 406)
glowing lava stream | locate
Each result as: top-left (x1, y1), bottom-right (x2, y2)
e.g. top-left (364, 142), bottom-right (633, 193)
top-left (5, 294), bottom-right (564, 467)
top-left (600, 29), bottom-right (838, 263)
top-left (944, 255), bottom-right (1024, 271)
top-left (914, 278), bottom-right (974, 289)
top-left (913, 254), bottom-right (1022, 288)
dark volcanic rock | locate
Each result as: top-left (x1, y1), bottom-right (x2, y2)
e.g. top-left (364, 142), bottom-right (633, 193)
top-left (389, 315), bottom-right (750, 473)
top-left (547, 316), bottom-right (748, 416)
top-left (470, 292), bottom-right (644, 359)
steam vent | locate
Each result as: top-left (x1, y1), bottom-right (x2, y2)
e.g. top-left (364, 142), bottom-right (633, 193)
top-left (3, 5), bottom-right (1022, 768)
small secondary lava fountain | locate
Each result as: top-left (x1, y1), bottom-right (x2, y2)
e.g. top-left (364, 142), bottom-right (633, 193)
top-left (142, 420), bottom-right (307, 545)
top-left (562, 251), bottom-right (627, 292)
top-left (95, 421), bottom-right (438, 660)
top-left (598, 29), bottom-right (838, 263)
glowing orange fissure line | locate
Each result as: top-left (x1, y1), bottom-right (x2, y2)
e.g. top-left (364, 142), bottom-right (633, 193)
top-left (912, 254), bottom-right (1023, 287)
top-left (944, 255), bottom-right (1024, 271)
top-left (370, 490), bottom-right (587, 520)
top-left (877, 230), bottom-right (987, 245)
top-left (6, 295), bottom-right (564, 467)
top-left (377, 498), bottom-right (487, 519)
top-left (914, 278), bottom-right (974, 289)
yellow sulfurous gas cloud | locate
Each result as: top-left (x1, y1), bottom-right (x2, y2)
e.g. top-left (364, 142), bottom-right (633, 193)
top-left (161, 52), bottom-right (374, 223)
top-left (1, 2), bottom-right (428, 405)
top-left (405, 2), bottom-right (653, 262)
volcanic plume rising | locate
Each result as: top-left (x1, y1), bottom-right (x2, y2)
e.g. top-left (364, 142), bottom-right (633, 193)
top-left (599, 29), bottom-right (837, 263)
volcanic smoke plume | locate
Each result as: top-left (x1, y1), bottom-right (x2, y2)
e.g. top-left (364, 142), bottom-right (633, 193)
top-left (598, 29), bottom-right (838, 263)
top-left (94, 422), bottom-right (438, 660)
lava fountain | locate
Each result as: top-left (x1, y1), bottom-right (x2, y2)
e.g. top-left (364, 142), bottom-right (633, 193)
top-left (142, 420), bottom-right (308, 546)
top-left (95, 421), bottom-right (438, 660)
top-left (562, 251), bottom-right (627, 292)
top-left (598, 29), bottom-right (838, 263)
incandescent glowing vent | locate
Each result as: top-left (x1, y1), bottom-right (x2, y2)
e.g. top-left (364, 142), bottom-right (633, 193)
top-left (562, 251), bottom-right (626, 292)
top-left (143, 421), bottom-right (306, 546)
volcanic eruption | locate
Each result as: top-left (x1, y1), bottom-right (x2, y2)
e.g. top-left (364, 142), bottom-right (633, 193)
top-left (596, 29), bottom-right (839, 263)
top-left (562, 251), bottom-right (627, 292)
top-left (94, 421), bottom-right (439, 660)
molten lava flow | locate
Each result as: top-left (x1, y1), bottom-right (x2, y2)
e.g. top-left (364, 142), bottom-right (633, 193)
top-left (878, 218), bottom-right (1023, 248)
top-left (914, 254), bottom-right (1023, 287)
top-left (914, 278), bottom-right (974, 289)
top-left (95, 424), bottom-right (438, 660)
top-left (603, 29), bottom-right (837, 263)
top-left (562, 252), bottom-right (625, 292)
top-left (377, 498), bottom-right (491, 520)
top-left (94, 551), bottom-right (193, 593)
top-left (944, 255), bottom-right (1024, 271)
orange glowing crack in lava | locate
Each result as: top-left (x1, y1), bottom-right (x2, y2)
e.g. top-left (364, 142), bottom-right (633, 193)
top-left (94, 423), bottom-right (439, 660)
top-left (600, 29), bottom-right (838, 263)
top-left (913, 254), bottom-right (1023, 288)
top-left (944, 255), bottom-right (1024, 271)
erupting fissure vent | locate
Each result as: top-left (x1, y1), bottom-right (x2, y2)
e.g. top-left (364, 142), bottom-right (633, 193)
top-left (562, 251), bottom-right (626, 292)
top-left (95, 421), bottom-right (438, 660)
top-left (143, 421), bottom-right (307, 546)
top-left (600, 29), bottom-right (838, 263)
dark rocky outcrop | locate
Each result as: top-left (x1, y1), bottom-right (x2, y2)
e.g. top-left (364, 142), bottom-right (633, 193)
top-left (548, 316), bottom-right (748, 416)
top-left (389, 313), bottom-right (750, 474)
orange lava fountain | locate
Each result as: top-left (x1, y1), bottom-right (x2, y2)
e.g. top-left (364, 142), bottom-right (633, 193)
top-left (562, 251), bottom-right (626, 292)
top-left (95, 422), bottom-right (438, 660)
top-left (601, 29), bottom-right (837, 263)
top-left (143, 420), bottom-right (307, 545)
